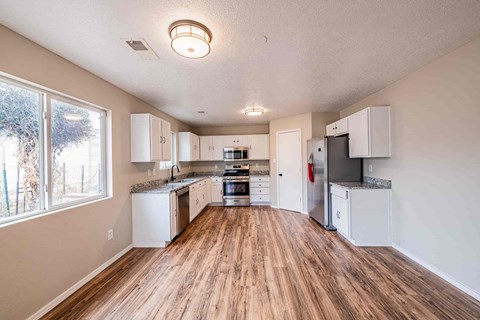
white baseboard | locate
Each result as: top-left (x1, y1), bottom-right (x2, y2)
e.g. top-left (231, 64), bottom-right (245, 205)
top-left (392, 244), bottom-right (480, 301)
top-left (27, 245), bottom-right (133, 320)
top-left (270, 205), bottom-right (279, 209)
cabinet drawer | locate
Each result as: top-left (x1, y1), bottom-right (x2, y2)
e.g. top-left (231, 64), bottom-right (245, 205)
top-left (250, 195), bottom-right (270, 202)
top-left (250, 187), bottom-right (269, 195)
top-left (250, 182), bottom-right (270, 188)
top-left (331, 186), bottom-right (348, 199)
top-left (250, 176), bottom-right (270, 182)
top-left (211, 177), bottom-right (222, 183)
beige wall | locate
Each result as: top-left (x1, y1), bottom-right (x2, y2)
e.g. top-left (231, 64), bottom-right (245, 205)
top-left (312, 112), bottom-right (340, 138)
top-left (340, 36), bottom-right (480, 296)
top-left (0, 25), bottom-right (191, 319)
top-left (191, 124), bottom-right (269, 136)
top-left (269, 113), bottom-right (312, 212)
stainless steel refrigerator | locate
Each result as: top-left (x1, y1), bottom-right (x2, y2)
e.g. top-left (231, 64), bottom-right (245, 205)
top-left (307, 136), bottom-right (363, 230)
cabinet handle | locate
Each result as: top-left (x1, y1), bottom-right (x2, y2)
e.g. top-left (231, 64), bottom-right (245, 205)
top-left (336, 211), bottom-right (340, 218)
top-left (212, 146), bottom-right (215, 150)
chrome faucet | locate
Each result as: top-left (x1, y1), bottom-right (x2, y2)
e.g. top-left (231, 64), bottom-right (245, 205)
top-left (171, 164), bottom-right (180, 182)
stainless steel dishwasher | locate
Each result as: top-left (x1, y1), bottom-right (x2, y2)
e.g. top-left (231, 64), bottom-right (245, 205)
top-left (176, 187), bottom-right (190, 235)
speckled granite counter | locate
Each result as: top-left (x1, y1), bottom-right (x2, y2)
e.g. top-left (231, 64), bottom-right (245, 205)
top-left (130, 177), bottom-right (209, 194)
top-left (331, 176), bottom-right (391, 190)
top-left (250, 170), bottom-right (270, 176)
top-left (331, 182), bottom-right (391, 190)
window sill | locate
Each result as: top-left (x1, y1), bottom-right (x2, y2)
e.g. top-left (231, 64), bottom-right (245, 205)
top-left (0, 195), bottom-right (113, 229)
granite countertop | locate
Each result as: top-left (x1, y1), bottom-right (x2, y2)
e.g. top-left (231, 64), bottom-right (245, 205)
top-left (331, 182), bottom-right (391, 190)
top-left (131, 177), bottom-right (209, 194)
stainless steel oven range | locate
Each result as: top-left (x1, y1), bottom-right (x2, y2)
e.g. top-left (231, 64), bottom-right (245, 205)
top-left (223, 164), bottom-right (250, 206)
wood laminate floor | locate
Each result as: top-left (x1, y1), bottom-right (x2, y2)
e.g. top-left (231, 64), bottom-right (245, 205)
top-left (43, 206), bottom-right (480, 320)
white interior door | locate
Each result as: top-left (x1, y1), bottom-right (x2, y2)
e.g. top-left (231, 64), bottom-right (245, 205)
top-left (277, 130), bottom-right (302, 212)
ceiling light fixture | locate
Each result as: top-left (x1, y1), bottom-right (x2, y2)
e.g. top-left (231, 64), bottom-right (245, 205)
top-left (245, 106), bottom-right (264, 116)
top-left (169, 20), bottom-right (212, 59)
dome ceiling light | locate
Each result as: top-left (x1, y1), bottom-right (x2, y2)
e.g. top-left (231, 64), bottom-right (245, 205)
top-left (168, 20), bottom-right (212, 59)
top-left (245, 106), bottom-right (264, 116)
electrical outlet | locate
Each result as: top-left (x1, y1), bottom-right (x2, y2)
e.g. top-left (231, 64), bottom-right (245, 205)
top-left (107, 229), bottom-right (114, 240)
top-left (147, 169), bottom-right (152, 176)
top-left (152, 168), bottom-right (156, 176)
top-left (369, 164), bottom-right (373, 173)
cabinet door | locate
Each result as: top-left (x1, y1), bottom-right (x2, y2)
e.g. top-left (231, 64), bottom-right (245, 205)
top-left (332, 194), bottom-right (349, 237)
top-left (236, 135), bottom-right (248, 147)
top-left (211, 183), bottom-right (223, 203)
top-left (348, 109), bottom-right (370, 157)
top-left (200, 136), bottom-right (212, 160)
top-left (223, 135), bottom-right (237, 147)
top-left (191, 134), bottom-right (200, 161)
top-left (211, 136), bottom-right (224, 160)
top-left (326, 123), bottom-right (336, 136)
top-left (150, 116), bottom-right (162, 161)
top-left (248, 135), bottom-right (269, 160)
top-left (170, 192), bottom-right (177, 239)
top-left (161, 120), bottom-right (171, 161)
top-left (205, 179), bottom-right (212, 203)
top-left (335, 118), bottom-right (348, 136)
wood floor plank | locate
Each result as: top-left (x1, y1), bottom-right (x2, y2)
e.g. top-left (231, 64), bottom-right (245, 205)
top-left (42, 206), bottom-right (480, 320)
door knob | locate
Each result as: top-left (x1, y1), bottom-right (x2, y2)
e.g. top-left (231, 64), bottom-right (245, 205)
top-left (278, 173), bottom-right (283, 177)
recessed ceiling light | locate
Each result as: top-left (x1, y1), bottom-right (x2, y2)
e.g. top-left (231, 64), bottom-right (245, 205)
top-left (169, 20), bottom-right (212, 59)
top-left (245, 106), bottom-right (264, 116)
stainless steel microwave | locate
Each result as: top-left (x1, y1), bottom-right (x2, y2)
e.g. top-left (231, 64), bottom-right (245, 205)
top-left (223, 147), bottom-right (249, 161)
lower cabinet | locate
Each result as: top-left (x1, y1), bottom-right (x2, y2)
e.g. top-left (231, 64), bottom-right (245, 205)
top-left (330, 184), bottom-right (391, 246)
top-left (189, 179), bottom-right (210, 221)
top-left (250, 176), bottom-right (271, 205)
top-left (210, 177), bottom-right (223, 205)
top-left (132, 192), bottom-right (177, 248)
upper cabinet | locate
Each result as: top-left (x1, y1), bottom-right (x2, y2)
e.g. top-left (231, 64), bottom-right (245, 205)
top-left (131, 113), bottom-right (171, 162)
top-left (248, 134), bottom-right (270, 160)
top-left (326, 118), bottom-right (348, 137)
top-left (223, 135), bottom-right (248, 147)
top-left (199, 136), bottom-right (224, 161)
top-left (178, 132), bottom-right (200, 161)
top-left (348, 106), bottom-right (391, 158)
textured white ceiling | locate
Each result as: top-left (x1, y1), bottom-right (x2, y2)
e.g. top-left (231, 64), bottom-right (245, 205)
top-left (1, 1), bottom-right (480, 126)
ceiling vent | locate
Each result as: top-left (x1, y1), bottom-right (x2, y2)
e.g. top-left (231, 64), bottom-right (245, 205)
top-left (124, 38), bottom-right (159, 60)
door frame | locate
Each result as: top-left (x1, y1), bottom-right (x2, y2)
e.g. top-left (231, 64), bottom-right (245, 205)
top-left (276, 128), bottom-right (303, 212)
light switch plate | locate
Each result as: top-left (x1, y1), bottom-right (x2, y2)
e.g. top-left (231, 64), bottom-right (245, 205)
top-left (369, 165), bottom-right (373, 173)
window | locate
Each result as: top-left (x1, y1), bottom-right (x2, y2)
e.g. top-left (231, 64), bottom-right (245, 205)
top-left (0, 75), bottom-right (108, 225)
top-left (159, 132), bottom-right (177, 169)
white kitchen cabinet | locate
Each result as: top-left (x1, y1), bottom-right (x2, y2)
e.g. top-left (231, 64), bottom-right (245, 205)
top-left (178, 132), bottom-right (200, 161)
top-left (326, 118), bottom-right (348, 137)
top-left (200, 136), bottom-right (225, 161)
top-left (330, 184), bottom-right (391, 246)
top-left (189, 179), bottom-right (210, 221)
top-left (248, 134), bottom-right (270, 160)
top-left (131, 113), bottom-right (171, 162)
top-left (132, 192), bottom-right (177, 248)
top-left (210, 177), bottom-right (223, 204)
top-left (200, 136), bottom-right (212, 161)
top-left (223, 135), bottom-right (248, 147)
top-left (250, 176), bottom-right (271, 205)
top-left (348, 106), bottom-right (391, 158)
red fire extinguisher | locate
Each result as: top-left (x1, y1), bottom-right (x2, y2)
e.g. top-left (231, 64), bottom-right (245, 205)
top-left (308, 154), bottom-right (314, 183)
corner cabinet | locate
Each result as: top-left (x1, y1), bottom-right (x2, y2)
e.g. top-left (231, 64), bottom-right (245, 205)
top-left (248, 135), bottom-right (270, 160)
top-left (131, 113), bottom-right (171, 162)
top-left (178, 132), bottom-right (200, 161)
top-left (348, 106), bottom-right (391, 158)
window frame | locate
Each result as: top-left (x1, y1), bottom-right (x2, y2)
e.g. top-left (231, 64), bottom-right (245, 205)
top-left (0, 73), bottom-right (110, 226)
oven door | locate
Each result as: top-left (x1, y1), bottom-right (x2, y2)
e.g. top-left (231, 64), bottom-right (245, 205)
top-left (223, 180), bottom-right (250, 206)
